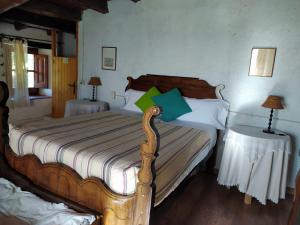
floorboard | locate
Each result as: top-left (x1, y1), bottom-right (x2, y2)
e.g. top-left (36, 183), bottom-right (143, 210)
top-left (151, 172), bottom-right (292, 225)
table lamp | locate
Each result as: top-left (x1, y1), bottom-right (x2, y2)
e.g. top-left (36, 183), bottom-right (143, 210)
top-left (262, 95), bottom-right (284, 134)
top-left (88, 76), bottom-right (102, 102)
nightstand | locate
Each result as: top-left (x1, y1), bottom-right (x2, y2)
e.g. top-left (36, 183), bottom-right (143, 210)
top-left (217, 125), bottom-right (291, 205)
top-left (64, 99), bottom-right (109, 117)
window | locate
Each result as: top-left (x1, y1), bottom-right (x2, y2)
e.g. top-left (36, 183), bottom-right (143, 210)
top-left (27, 54), bottom-right (35, 88)
top-left (12, 53), bottom-right (48, 89)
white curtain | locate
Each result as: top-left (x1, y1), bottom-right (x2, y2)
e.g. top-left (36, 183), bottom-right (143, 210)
top-left (2, 39), bottom-right (29, 108)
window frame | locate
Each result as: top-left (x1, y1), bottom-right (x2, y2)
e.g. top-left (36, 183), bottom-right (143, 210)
top-left (11, 48), bottom-right (49, 95)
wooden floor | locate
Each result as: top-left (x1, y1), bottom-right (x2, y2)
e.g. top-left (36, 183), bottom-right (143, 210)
top-left (151, 172), bottom-right (292, 225)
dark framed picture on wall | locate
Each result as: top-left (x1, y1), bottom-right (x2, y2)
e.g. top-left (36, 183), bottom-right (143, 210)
top-left (102, 47), bottom-right (117, 71)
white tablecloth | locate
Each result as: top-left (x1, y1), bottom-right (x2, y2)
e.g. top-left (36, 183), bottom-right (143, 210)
top-left (217, 125), bottom-right (291, 205)
top-left (64, 100), bottom-right (109, 117)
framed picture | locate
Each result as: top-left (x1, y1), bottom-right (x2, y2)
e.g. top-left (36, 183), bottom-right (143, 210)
top-left (102, 47), bottom-right (117, 71)
top-left (249, 48), bottom-right (276, 77)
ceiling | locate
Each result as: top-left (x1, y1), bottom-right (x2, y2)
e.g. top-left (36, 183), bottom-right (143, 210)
top-left (0, 0), bottom-right (140, 34)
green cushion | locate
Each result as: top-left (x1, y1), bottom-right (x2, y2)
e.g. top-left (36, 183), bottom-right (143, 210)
top-left (152, 88), bottom-right (192, 122)
top-left (135, 86), bottom-right (161, 112)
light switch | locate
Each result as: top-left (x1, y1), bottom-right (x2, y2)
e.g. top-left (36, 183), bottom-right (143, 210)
top-left (111, 91), bottom-right (116, 100)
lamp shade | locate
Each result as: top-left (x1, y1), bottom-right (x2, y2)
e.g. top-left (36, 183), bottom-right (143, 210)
top-left (88, 77), bottom-right (102, 86)
top-left (262, 95), bottom-right (284, 109)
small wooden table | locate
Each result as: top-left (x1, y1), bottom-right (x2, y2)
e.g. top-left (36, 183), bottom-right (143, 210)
top-left (64, 99), bottom-right (109, 117)
top-left (217, 125), bottom-right (291, 205)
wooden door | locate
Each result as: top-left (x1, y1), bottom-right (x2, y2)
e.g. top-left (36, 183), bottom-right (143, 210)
top-left (52, 57), bottom-right (77, 118)
top-left (34, 54), bottom-right (48, 88)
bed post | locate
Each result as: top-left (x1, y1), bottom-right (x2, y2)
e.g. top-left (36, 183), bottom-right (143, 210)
top-left (132, 106), bottom-right (160, 225)
top-left (0, 81), bottom-right (9, 154)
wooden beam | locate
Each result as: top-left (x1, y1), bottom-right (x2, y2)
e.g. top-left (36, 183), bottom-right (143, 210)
top-left (0, 0), bottom-right (29, 13)
top-left (13, 22), bottom-right (27, 31)
top-left (75, 0), bottom-right (109, 13)
top-left (19, 0), bottom-right (82, 22)
top-left (48, 0), bottom-right (108, 13)
top-left (51, 30), bottom-right (57, 57)
top-left (28, 41), bottom-right (51, 50)
top-left (0, 9), bottom-right (76, 33)
top-left (244, 194), bottom-right (252, 205)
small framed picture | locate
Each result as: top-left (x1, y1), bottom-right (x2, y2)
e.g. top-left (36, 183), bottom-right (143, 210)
top-left (102, 47), bottom-right (117, 71)
top-left (249, 48), bottom-right (276, 77)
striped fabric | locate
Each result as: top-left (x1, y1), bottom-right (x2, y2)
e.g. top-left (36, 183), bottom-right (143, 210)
top-left (9, 111), bottom-right (211, 204)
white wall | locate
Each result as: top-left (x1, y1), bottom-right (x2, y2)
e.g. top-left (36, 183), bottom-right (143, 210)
top-left (62, 33), bottom-right (76, 57)
top-left (78, 0), bottom-right (300, 187)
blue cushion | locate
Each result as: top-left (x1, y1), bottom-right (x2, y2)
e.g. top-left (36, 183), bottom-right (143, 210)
top-left (152, 88), bottom-right (192, 122)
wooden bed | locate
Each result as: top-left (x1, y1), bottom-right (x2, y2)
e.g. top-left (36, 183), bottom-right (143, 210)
top-left (0, 74), bottom-right (224, 225)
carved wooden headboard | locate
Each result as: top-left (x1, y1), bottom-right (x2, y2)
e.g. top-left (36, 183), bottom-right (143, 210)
top-left (126, 74), bottom-right (224, 99)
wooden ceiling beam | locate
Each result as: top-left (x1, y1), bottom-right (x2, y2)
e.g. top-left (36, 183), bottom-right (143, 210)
top-left (19, 0), bottom-right (82, 22)
top-left (47, 0), bottom-right (108, 13)
top-left (70, 0), bottom-right (108, 13)
top-left (0, 0), bottom-right (29, 13)
top-left (0, 9), bottom-right (76, 33)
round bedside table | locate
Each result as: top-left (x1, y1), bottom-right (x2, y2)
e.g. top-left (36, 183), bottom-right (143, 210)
top-left (64, 99), bottom-right (110, 117)
top-left (217, 125), bottom-right (291, 205)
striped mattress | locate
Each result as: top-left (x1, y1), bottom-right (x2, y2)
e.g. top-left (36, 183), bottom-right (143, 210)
top-left (9, 111), bottom-right (213, 205)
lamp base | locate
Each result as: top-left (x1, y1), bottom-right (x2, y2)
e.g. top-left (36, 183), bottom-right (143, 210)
top-left (263, 129), bottom-right (275, 134)
top-left (90, 99), bottom-right (98, 102)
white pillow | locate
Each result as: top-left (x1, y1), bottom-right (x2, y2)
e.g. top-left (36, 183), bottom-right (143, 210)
top-left (122, 89), bottom-right (145, 113)
top-left (177, 98), bottom-right (230, 130)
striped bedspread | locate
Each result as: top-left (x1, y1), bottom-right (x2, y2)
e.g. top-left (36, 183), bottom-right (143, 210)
top-left (9, 111), bottom-right (212, 204)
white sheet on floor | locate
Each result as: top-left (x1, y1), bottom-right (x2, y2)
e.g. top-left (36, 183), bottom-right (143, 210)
top-left (0, 178), bottom-right (95, 225)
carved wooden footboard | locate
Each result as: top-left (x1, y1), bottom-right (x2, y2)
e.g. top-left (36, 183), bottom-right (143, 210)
top-left (0, 81), bottom-right (160, 225)
top-left (0, 74), bottom-right (224, 225)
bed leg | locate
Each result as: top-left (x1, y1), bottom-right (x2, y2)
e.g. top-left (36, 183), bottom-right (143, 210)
top-left (133, 106), bottom-right (160, 225)
top-left (0, 81), bottom-right (9, 154)
top-left (244, 194), bottom-right (252, 205)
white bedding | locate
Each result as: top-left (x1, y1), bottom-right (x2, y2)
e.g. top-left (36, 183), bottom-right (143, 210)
top-left (0, 178), bottom-right (95, 225)
top-left (111, 107), bottom-right (217, 141)
top-left (122, 89), bottom-right (229, 130)
top-left (111, 108), bottom-right (217, 205)
top-left (9, 109), bottom-right (216, 205)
